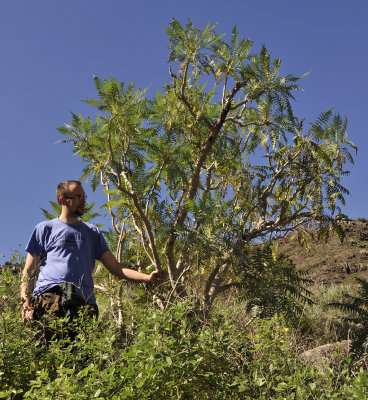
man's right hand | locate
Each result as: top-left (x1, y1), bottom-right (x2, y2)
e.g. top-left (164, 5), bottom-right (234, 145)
top-left (22, 303), bottom-right (34, 323)
top-left (21, 252), bottom-right (39, 323)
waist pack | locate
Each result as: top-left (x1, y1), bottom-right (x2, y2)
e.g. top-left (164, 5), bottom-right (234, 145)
top-left (48, 282), bottom-right (88, 319)
top-left (34, 283), bottom-right (98, 323)
top-left (59, 282), bottom-right (82, 306)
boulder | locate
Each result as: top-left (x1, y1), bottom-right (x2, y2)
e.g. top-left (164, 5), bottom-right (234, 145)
top-left (300, 341), bottom-right (349, 372)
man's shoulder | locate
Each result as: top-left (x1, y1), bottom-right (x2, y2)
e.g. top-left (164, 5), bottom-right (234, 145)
top-left (34, 218), bottom-right (61, 231)
top-left (79, 220), bottom-right (96, 229)
top-left (79, 221), bottom-right (102, 234)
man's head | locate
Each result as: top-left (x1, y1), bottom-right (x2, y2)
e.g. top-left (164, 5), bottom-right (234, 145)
top-left (56, 180), bottom-right (82, 201)
top-left (56, 180), bottom-right (86, 217)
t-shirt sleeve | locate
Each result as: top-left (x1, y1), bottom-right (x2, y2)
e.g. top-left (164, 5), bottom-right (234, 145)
top-left (94, 230), bottom-right (110, 260)
top-left (25, 225), bottom-right (45, 256)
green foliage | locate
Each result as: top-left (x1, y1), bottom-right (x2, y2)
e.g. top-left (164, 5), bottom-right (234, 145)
top-left (0, 263), bottom-right (39, 397)
top-left (330, 277), bottom-right (368, 357)
top-left (0, 269), bottom-right (368, 400)
top-left (299, 284), bottom-right (355, 345)
top-left (2, 268), bottom-right (368, 399)
top-left (238, 245), bottom-right (313, 324)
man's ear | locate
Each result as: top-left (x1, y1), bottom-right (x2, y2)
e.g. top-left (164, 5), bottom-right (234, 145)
top-left (58, 197), bottom-right (66, 206)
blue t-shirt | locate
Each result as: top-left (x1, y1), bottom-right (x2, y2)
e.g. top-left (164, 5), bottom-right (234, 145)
top-left (26, 218), bottom-right (109, 305)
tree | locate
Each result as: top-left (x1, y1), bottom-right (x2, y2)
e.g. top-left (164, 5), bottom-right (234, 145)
top-left (57, 19), bottom-right (356, 317)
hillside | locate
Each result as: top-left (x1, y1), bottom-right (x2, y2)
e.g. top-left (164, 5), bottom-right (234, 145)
top-left (277, 216), bottom-right (368, 285)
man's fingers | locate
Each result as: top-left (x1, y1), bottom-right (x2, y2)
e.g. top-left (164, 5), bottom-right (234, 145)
top-left (22, 307), bottom-right (34, 323)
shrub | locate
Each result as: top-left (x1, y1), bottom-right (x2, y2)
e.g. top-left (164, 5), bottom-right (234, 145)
top-left (3, 263), bottom-right (368, 399)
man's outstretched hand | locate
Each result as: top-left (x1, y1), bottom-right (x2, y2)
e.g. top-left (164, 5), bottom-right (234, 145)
top-left (148, 270), bottom-right (167, 285)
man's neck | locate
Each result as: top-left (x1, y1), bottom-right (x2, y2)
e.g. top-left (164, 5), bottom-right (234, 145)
top-left (59, 214), bottom-right (79, 224)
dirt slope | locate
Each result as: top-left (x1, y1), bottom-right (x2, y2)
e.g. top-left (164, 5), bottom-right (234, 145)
top-left (277, 216), bottom-right (368, 285)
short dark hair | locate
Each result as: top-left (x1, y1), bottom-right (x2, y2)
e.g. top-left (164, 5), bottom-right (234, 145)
top-left (56, 180), bottom-right (81, 202)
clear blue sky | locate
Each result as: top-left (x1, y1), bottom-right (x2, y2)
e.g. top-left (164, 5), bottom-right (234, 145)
top-left (1, 0), bottom-right (367, 260)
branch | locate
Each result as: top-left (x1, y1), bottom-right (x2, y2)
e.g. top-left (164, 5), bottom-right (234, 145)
top-left (221, 74), bottom-right (229, 106)
top-left (145, 157), bottom-right (168, 216)
top-left (180, 59), bottom-right (190, 99)
top-left (94, 284), bottom-right (109, 294)
top-left (119, 168), bottom-right (162, 271)
top-left (169, 64), bottom-right (177, 88)
top-left (165, 264), bottom-right (191, 308)
top-left (203, 262), bottom-right (224, 301)
top-left (216, 80), bottom-right (248, 127)
top-left (241, 166), bottom-right (284, 227)
top-left (130, 211), bottom-right (156, 266)
top-left (174, 59), bottom-right (214, 131)
top-left (179, 94), bottom-right (214, 131)
top-left (100, 173), bottom-right (121, 235)
top-left (244, 210), bottom-right (314, 241)
top-left (241, 149), bottom-right (303, 226)
top-left (115, 224), bottom-right (126, 263)
top-left (107, 131), bottom-right (126, 192)
top-left (108, 117), bottom-right (162, 270)
top-left (202, 163), bottom-right (214, 199)
top-left (209, 281), bottom-right (237, 299)
top-left (165, 80), bottom-right (250, 275)
top-left (227, 119), bottom-right (271, 128)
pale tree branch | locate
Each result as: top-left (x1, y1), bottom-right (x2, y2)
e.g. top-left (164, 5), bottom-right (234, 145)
top-left (241, 149), bottom-right (304, 227)
top-left (130, 215), bottom-right (156, 266)
top-left (210, 281), bottom-right (237, 298)
top-left (115, 225), bottom-right (126, 263)
top-left (221, 74), bottom-right (229, 106)
top-left (100, 172), bottom-right (121, 235)
top-left (118, 168), bottom-right (162, 271)
top-left (165, 264), bottom-right (191, 308)
top-left (107, 117), bottom-right (162, 271)
top-left (244, 210), bottom-right (314, 241)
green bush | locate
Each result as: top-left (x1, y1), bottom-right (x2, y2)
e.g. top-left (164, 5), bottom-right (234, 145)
top-left (296, 284), bottom-right (355, 348)
top-left (2, 266), bottom-right (368, 399)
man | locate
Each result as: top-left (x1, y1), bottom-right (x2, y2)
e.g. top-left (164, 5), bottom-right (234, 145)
top-left (21, 180), bottom-right (164, 335)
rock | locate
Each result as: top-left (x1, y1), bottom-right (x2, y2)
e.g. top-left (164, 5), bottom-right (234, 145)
top-left (342, 262), bottom-right (367, 274)
top-left (300, 341), bottom-right (349, 372)
top-left (359, 232), bottom-right (368, 241)
top-left (342, 262), bottom-right (351, 274)
top-left (336, 214), bottom-right (350, 222)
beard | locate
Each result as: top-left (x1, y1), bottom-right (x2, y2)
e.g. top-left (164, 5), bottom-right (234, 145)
top-left (74, 206), bottom-right (85, 217)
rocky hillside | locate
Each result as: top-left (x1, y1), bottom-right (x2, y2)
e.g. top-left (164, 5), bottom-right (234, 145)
top-left (278, 216), bottom-right (368, 285)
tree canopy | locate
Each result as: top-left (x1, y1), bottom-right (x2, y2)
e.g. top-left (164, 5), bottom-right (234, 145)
top-left (57, 19), bottom-right (356, 316)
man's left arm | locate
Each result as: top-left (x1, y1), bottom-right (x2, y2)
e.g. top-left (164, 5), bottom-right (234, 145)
top-left (100, 251), bottom-right (165, 284)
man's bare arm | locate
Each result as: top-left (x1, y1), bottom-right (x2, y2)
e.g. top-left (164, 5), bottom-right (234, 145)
top-left (20, 253), bottom-right (40, 323)
top-left (100, 251), bottom-right (165, 284)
